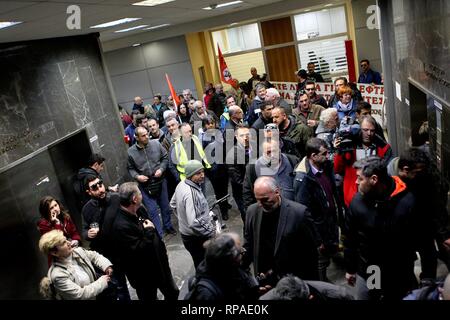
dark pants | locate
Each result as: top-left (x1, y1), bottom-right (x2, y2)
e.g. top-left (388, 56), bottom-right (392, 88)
top-left (114, 269), bottom-right (131, 301)
top-left (135, 285), bottom-right (158, 300)
top-left (139, 179), bottom-right (173, 237)
top-left (417, 236), bottom-right (438, 279)
top-left (206, 166), bottom-right (229, 216)
top-left (181, 234), bottom-right (210, 269)
top-left (134, 276), bottom-right (179, 301)
top-left (231, 181), bottom-right (245, 221)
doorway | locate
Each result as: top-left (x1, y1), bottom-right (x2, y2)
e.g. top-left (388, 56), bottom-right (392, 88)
top-left (408, 82), bottom-right (428, 146)
top-left (0, 129), bottom-right (91, 299)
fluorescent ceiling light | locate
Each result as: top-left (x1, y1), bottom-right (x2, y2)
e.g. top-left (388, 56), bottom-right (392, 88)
top-left (115, 25), bottom-right (148, 33)
top-left (144, 23), bottom-right (170, 30)
top-left (0, 21), bottom-right (22, 29)
top-left (203, 1), bottom-right (243, 10)
top-left (132, 43), bottom-right (141, 47)
top-left (90, 18), bottom-right (141, 29)
top-left (324, 3), bottom-right (333, 7)
top-left (132, 0), bottom-right (175, 6)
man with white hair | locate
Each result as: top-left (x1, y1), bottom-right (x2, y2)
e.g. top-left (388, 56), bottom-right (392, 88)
top-left (182, 89), bottom-right (195, 105)
top-left (265, 88), bottom-right (291, 113)
top-left (189, 100), bottom-right (218, 128)
top-left (315, 108), bottom-right (339, 159)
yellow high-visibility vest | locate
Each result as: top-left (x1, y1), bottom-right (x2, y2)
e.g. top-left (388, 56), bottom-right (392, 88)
top-left (173, 135), bottom-right (211, 180)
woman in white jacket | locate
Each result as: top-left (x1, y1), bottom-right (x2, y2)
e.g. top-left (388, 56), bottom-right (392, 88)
top-left (39, 230), bottom-right (113, 300)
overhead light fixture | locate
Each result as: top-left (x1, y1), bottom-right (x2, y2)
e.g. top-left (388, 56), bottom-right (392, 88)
top-left (304, 9), bottom-right (311, 12)
top-left (0, 21), bottom-right (22, 29)
top-left (203, 1), bottom-right (243, 10)
top-left (132, 0), bottom-right (175, 6)
top-left (229, 22), bottom-right (238, 26)
top-left (90, 18), bottom-right (141, 29)
top-left (132, 43), bottom-right (141, 47)
top-left (144, 23), bottom-right (170, 30)
top-left (115, 25), bottom-right (148, 33)
top-left (324, 3), bottom-right (333, 7)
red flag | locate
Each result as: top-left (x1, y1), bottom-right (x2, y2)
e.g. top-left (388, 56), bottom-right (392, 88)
top-left (165, 73), bottom-right (181, 111)
top-left (218, 44), bottom-right (238, 89)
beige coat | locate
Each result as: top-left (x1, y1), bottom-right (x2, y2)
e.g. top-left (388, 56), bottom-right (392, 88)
top-left (48, 247), bottom-right (111, 300)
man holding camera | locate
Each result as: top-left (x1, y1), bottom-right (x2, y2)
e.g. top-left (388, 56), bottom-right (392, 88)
top-left (128, 126), bottom-right (176, 237)
top-left (334, 115), bottom-right (393, 207)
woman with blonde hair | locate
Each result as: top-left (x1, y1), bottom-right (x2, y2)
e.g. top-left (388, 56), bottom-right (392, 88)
top-left (39, 230), bottom-right (113, 300)
top-left (37, 196), bottom-right (81, 248)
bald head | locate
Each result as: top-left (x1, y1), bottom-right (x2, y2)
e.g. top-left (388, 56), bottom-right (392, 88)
top-left (194, 100), bottom-right (204, 113)
top-left (134, 96), bottom-right (143, 105)
top-left (254, 177), bottom-right (281, 212)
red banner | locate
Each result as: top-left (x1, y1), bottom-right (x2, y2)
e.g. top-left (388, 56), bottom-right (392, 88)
top-left (218, 45), bottom-right (238, 89)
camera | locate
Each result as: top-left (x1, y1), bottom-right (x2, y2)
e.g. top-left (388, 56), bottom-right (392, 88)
top-left (336, 116), bottom-right (360, 153)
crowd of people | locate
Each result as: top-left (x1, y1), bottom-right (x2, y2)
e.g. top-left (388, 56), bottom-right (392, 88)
top-left (36, 63), bottom-right (450, 301)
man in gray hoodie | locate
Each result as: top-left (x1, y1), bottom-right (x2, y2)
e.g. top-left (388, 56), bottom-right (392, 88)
top-left (170, 160), bottom-right (215, 268)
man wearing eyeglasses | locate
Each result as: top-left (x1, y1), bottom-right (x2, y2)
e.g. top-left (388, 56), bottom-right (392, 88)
top-left (81, 176), bottom-right (131, 300)
top-left (358, 59), bottom-right (382, 85)
top-left (304, 81), bottom-right (327, 109)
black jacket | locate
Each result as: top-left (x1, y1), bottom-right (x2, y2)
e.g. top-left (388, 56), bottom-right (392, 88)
top-left (81, 193), bottom-right (120, 258)
top-left (111, 207), bottom-right (178, 299)
top-left (344, 177), bottom-right (417, 299)
top-left (251, 115), bottom-right (271, 131)
top-left (187, 260), bottom-right (259, 301)
top-left (294, 158), bottom-right (342, 247)
top-left (243, 154), bottom-right (298, 211)
top-left (226, 144), bottom-right (250, 185)
top-left (243, 198), bottom-right (319, 280)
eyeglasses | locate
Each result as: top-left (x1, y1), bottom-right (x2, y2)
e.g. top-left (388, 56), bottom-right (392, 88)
top-left (305, 87), bottom-right (315, 91)
top-left (89, 180), bottom-right (103, 191)
top-left (264, 123), bottom-right (278, 130)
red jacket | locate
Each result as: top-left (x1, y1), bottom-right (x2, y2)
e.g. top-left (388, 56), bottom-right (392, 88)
top-left (334, 142), bottom-right (392, 207)
top-left (37, 216), bottom-right (81, 241)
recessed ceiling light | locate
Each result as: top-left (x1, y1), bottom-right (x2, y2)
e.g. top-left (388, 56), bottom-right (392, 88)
top-left (203, 1), bottom-right (243, 10)
top-left (90, 18), bottom-right (141, 29)
top-left (0, 21), bottom-right (22, 30)
top-left (132, 43), bottom-right (141, 47)
top-left (115, 25), bottom-right (148, 33)
top-left (144, 23), bottom-right (170, 30)
top-left (132, 0), bottom-right (175, 6)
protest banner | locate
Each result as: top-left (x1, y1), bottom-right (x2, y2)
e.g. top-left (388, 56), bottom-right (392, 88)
top-left (272, 81), bottom-right (385, 126)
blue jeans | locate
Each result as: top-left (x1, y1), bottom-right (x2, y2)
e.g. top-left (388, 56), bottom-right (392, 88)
top-left (139, 179), bottom-right (173, 237)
